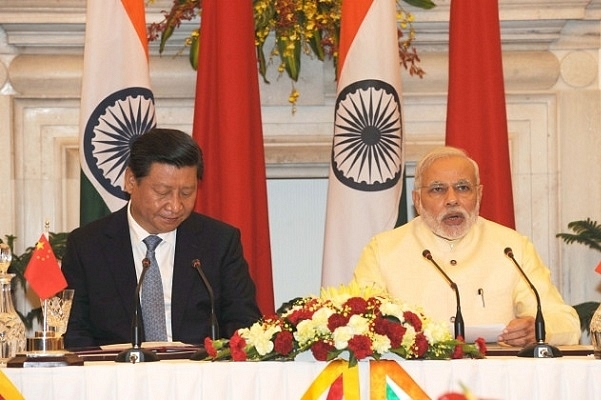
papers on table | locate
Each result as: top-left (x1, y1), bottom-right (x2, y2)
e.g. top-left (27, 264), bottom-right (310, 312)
top-left (449, 324), bottom-right (505, 343)
top-left (100, 341), bottom-right (188, 351)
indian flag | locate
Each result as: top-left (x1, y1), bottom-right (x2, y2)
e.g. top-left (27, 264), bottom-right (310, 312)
top-left (322, 0), bottom-right (404, 287)
top-left (79, 0), bottom-right (156, 225)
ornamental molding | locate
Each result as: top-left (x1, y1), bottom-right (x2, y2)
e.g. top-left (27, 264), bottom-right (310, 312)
top-left (0, 0), bottom-right (599, 53)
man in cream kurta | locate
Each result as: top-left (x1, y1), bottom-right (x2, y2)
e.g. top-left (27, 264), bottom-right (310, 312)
top-left (353, 216), bottom-right (580, 345)
top-left (353, 147), bottom-right (580, 346)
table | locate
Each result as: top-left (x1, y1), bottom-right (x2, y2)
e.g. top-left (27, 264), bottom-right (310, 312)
top-left (3, 353), bottom-right (601, 399)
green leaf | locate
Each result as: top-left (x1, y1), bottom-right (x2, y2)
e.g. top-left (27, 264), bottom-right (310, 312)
top-left (159, 22), bottom-right (175, 55)
top-left (308, 30), bottom-right (325, 62)
top-left (556, 218), bottom-right (601, 252)
top-left (256, 42), bottom-right (270, 84)
top-left (276, 36), bottom-right (301, 82)
top-left (189, 33), bottom-right (200, 71)
top-left (402, 0), bottom-right (437, 10)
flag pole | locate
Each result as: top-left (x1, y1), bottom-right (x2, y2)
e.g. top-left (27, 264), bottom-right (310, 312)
top-left (42, 220), bottom-right (50, 334)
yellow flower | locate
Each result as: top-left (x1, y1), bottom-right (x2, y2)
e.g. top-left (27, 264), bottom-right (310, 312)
top-left (148, 0), bottom-right (432, 105)
top-left (320, 280), bottom-right (386, 302)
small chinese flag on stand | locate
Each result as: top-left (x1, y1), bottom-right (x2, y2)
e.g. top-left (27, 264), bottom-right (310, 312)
top-left (24, 234), bottom-right (67, 300)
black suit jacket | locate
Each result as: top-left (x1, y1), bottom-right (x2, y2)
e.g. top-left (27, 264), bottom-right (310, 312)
top-left (62, 207), bottom-right (261, 349)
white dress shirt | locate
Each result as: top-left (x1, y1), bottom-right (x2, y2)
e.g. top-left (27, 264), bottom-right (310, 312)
top-left (127, 202), bottom-right (176, 341)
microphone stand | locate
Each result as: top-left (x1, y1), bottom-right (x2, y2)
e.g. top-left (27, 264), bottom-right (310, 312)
top-left (422, 250), bottom-right (465, 339)
top-left (190, 259), bottom-right (217, 361)
top-left (504, 247), bottom-right (561, 358)
top-left (115, 258), bottom-right (160, 363)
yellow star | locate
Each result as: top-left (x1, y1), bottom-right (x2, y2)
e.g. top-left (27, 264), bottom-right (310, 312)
top-left (36, 241), bottom-right (45, 250)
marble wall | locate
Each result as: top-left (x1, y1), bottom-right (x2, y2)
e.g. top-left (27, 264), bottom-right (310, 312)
top-left (1, 1), bottom-right (601, 319)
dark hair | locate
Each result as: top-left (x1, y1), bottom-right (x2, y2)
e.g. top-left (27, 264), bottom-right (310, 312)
top-left (128, 128), bottom-right (203, 180)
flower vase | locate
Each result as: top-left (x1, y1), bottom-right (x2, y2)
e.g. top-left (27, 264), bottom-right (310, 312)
top-left (590, 303), bottom-right (601, 359)
top-left (0, 273), bottom-right (26, 361)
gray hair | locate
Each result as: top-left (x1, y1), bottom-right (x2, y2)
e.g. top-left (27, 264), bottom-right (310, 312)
top-left (413, 146), bottom-right (480, 189)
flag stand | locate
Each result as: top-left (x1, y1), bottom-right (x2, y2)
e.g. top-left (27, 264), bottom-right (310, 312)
top-left (7, 298), bottom-right (83, 367)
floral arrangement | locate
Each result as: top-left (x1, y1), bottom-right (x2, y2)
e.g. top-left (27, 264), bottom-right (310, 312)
top-left (203, 283), bottom-right (486, 367)
top-left (147, 0), bottom-right (436, 105)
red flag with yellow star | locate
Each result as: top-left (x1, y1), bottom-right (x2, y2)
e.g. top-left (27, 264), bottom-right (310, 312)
top-left (24, 234), bottom-right (67, 300)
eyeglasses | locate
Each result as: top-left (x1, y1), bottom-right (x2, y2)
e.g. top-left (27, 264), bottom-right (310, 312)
top-left (418, 181), bottom-right (478, 198)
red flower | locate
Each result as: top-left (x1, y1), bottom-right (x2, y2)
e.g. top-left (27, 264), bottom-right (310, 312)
top-left (413, 332), bottom-right (429, 357)
top-left (373, 316), bottom-right (389, 335)
top-left (348, 335), bottom-right (373, 359)
top-left (229, 331), bottom-right (248, 361)
top-left (344, 297), bottom-right (369, 315)
top-left (373, 317), bottom-right (406, 348)
top-left (475, 337), bottom-right (487, 355)
top-left (311, 340), bottom-right (335, 361)
top-left (451, 343), bottom-right (464, 359)
top-left (366, 297), bottom-right (382, 311)
top-left (403, 311), bottom-right (422, 332)
top-left (274, 330), bottom-right (294, 355)
top-left (327, 313), bottom-right (350, 331)
top-left (204, 337), bottom-right (217, 358)
top-left (385, 322), bottom-right (407, 348)
top-left (287, 308), bottom-right (315, 325)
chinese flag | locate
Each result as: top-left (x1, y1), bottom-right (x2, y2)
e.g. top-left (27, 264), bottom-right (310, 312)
top-left (445, 0), bottom-right (515, 229)
top-left (24, 234), bottom-right (67, 300)
top-left (192, 0), bottom-right (274, 314)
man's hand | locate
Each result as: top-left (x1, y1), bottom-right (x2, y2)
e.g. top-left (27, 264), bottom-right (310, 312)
top-left (497, 316), bottom-right (536, 346)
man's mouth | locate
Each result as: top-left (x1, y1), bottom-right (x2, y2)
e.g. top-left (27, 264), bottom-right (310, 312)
top-left (442, 212), bottom-right (465, 225)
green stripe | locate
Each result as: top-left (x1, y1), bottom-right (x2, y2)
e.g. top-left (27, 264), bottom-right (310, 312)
top-left (395, 169), bottom-right (409, 227)
top-left (79, 171), bottom-right (110, 226)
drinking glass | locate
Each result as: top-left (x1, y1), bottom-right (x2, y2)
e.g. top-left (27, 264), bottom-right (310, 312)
top-left (42, 289), bottom-right (74, 336)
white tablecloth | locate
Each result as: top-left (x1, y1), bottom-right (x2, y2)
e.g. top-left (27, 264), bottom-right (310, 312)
top-left (3, 356), bottom-right (601, 399)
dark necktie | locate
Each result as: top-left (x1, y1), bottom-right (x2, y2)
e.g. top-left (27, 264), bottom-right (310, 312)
top-left (141, 235), bottom-right (167, 341)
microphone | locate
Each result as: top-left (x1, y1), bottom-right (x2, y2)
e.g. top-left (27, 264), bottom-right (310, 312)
top-left (422, 250), bottom-right (465, 339)
top-left (504, 247), bottom-right (561, 358)
top-left (190, 258), bottom-right (217, 361)
top-left (115, 258), bottom-right (160, 363)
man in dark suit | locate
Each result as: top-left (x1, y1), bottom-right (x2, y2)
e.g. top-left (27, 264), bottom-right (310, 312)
top-left (63, 128), bottom-right (262, 348)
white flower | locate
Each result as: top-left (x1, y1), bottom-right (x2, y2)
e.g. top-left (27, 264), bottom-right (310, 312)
top-left (242, 322), bottom-right (281, 356)
top-left (332, 326), bottom-right (354, 350)
top-left (311, 306), bottom-right (335, 335)
top-left (401, 326), bottom-right (417, 350)
top-left (423, 320), bottom-right (452, 343)
top-left (294, 319), bottom-right (317, 345)
top-left (347, 314), bottom-right (370, 335)
top-left (371, 333), bottom-right (392, 354)
top-left (379, 301), bottom-right (404, 319)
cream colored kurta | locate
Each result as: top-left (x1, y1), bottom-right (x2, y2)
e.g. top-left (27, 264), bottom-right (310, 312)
top-left (353, 216), bottom-right (580, 345)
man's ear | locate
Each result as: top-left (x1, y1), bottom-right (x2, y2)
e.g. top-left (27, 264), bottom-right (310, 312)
top-left (412, 190), bottom-right (421, 215)
top-left (123, 167), bottom-right (135, 194)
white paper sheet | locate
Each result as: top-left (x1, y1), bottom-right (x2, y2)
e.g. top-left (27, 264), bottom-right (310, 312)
top-left (449, 324), bottom-right (505, 343)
